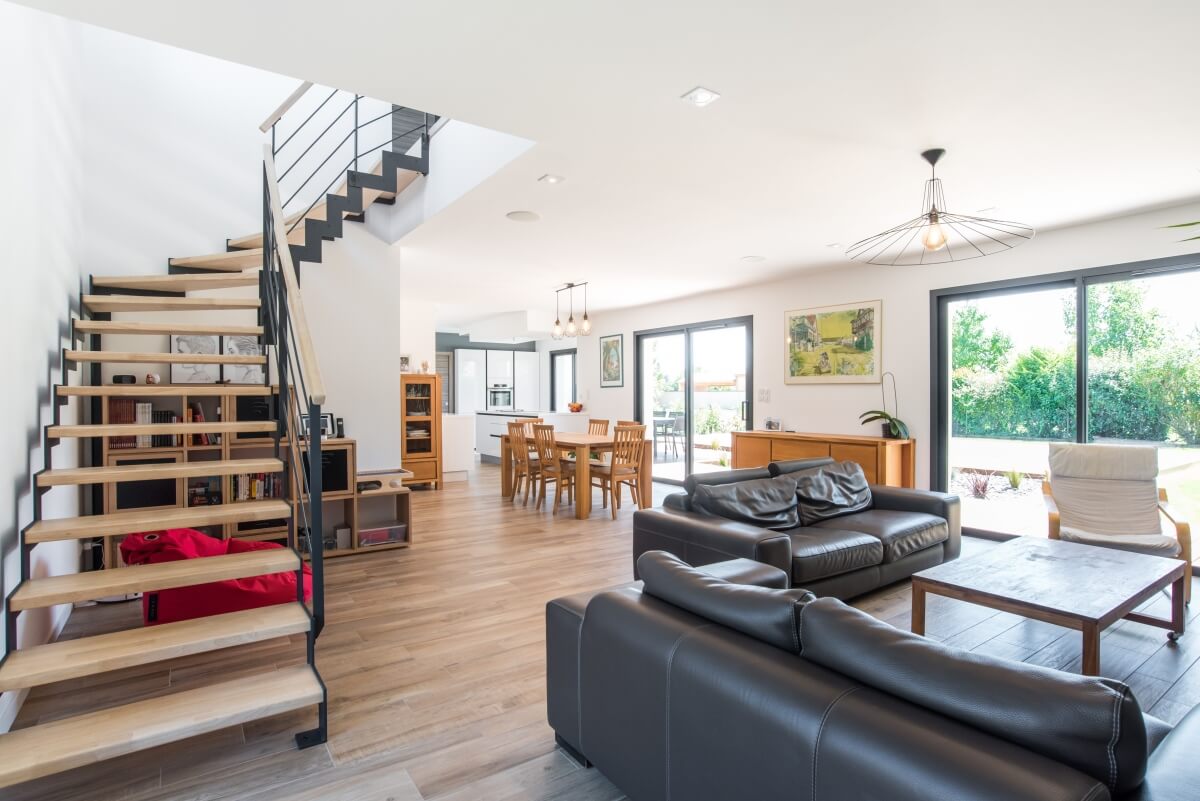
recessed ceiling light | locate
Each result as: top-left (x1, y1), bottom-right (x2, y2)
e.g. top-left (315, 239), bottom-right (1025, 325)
top-left (681, 86), bottom-right (720, 107)
top-left (505, 210), bottom-right (540, 222)
top-left (825, 242), bottom-right (842, 248)
top-left (538, 174), bottom-right (565, 184)
top-left (739, 255), bottom-right (766, 263)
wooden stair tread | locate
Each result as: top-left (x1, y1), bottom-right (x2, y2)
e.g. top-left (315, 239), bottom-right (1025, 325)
top-left (55, 384), bottom-right (272, 397)
top-left (10, 549), bottom-right (300, 611)
top-left (0, 604), bottom-right (309, 692)
top-left (26, 500), bottom-right (291, 543)
top-left (74, 320), bottom-right (264, 337)
top-left (38, 457), bottom-right (283, 487)
top-left (49, 421), bottom-right (275, 438)
top-left (91, 273), bottom-right (259, 292)
top-left (65, 350), bottom-right (266, 365)
top-left (0, 664), bottom-right (321, 788)
top-left (168, 248), bottom-right (263, 272)
top-left (83, 295), bottom-right (260, 313)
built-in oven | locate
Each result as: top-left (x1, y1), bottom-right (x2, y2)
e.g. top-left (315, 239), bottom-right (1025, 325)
top-left (487, 384), bottom-right (514, 410)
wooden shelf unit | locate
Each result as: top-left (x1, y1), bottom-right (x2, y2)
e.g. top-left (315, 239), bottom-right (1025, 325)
top-left (401, 373), bottom-right (443, 488)
top-left (730, 430), bottom-right (916, 488)
top-left (94, 386), bottom-right (416, 564)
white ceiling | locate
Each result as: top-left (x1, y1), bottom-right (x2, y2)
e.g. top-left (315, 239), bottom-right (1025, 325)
top-left (19, 0), bottom-right (1200, 329)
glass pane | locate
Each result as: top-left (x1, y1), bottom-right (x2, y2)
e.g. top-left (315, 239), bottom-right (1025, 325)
top-left (640, 333), bottom-right (686, 481)
top-left (948, 286), bottom-right (1077, 535)
top-left (690, 326), bottom-right (748, 475)
top-left (1086, 272), bottom-right (1200, 525)
top-left (553, 353), bottom-right (574, 410)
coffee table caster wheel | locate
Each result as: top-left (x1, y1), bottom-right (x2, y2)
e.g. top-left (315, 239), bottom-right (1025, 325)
top-left (1168, 631), bottom-right (1182, 642)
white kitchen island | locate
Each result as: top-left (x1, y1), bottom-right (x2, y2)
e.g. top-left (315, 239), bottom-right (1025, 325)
top-left (475, 410), bottom-right (589, 462)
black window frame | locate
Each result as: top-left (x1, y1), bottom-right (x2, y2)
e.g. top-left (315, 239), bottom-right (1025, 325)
top-left (549, 348), bottom-right (577, 411)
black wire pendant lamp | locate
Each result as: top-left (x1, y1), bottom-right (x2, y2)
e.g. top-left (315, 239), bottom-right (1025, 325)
top-left (846, 148), bottom-right (1035, 266)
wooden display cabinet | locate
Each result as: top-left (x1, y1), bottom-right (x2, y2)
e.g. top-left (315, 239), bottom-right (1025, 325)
top-left (401, 373), bottom-right (442, 488)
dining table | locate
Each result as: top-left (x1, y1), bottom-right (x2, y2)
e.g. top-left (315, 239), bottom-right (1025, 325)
top-left (499, 430), bottom-right (654, 519)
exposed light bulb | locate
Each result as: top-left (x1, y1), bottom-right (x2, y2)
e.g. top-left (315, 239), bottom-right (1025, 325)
top-left (565, 315), bottom-right (577, 337)
top-left (552, 319), bottom-right (564, 339)
top-left (922, 212), bottom-right (947, 251)
top-left (580, 314), bottom-right (591, 335)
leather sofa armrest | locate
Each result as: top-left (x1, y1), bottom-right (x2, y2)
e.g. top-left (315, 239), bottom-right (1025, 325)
top-left (632, 508), bottom-right (792, 579)
top-left (662, 492), bottom-right (691, 512)
top-left (1133, 705), bottom-right (1200, 801)
top-left (870, 486), bottom-right (962, 560)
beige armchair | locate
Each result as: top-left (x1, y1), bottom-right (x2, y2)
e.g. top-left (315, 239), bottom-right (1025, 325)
top-left (1044, 442), bottom-right (1192, 603)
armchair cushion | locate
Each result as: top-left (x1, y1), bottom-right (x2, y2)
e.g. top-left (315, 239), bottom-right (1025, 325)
top-left (691, 474), bottom-right (800, 531)
top-left (1049, 443), bottom-right (1162, 538)
top-left (787, 528), bottom-right (883, 582)
top-left (1059, 527), bottom-right (1182, 557)
top-left (789, 460), bottom-right (873, 525)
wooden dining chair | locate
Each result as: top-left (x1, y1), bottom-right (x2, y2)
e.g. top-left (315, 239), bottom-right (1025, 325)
top-left (533, 424), bottom-right (575, 512)
top-left (506, 421), bottom-right (540, 505)
top-left (588, 418), bottom-right (610, 436)
top-left (591, 424), bottom-right (646, 519)
top-left (617, 420), bottom-right (639, 427)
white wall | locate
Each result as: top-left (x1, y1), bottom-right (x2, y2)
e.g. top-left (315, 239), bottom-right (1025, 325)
top-left (0, 0), bottom-right (86, 730)
top-left (577, 201), bottom-right (1200, 489)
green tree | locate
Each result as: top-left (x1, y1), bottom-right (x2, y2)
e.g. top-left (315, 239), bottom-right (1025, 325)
top-left (1062, 282), bottom-right (1163, 358)
top-left (951, 303), bottom-right (1013, 372)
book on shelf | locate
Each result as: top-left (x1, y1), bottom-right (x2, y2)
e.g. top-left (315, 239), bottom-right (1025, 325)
top-left (135, 402), bottom-right (152, 449)
top-left (109, 398), bottom-right (137, 449)
top-left (233, 472), bottom-right (282, 502)
top-left (187, 402), bottom-right (211, 446)
top-left (187, 476), bottom-right (222, 506)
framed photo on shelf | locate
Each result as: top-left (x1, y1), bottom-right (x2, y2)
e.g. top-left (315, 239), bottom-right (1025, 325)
top-left (223, 334), bottom-right (265, 384)
top-left (599, 334), bottom-right (623, 388)
top-left (784, 300), bottom-right (881, 384)
top-left (298, 412), bottom-right (335, 439)
top-left (170, 335), bottom-right (221, 384)
top-left (399, 354), bottom-right (412, 373)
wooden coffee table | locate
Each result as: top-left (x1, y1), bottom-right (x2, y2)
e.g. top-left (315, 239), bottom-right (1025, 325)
top-left (911, 537), bottom-right (1186, 676)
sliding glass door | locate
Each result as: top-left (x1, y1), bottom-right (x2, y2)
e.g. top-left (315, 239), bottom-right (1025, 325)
top-left (934, 256), bottom-right (1200, 536)
top-left (636, 317), bottom-right (752, 483)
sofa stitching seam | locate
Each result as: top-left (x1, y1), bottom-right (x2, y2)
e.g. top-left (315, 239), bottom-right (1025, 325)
top-left (663, 624), bottom-right (714, 801)
top-left (811, 686), bottom-right (859, 801)
top-left (1106, 684), bottom-right (1123, 790)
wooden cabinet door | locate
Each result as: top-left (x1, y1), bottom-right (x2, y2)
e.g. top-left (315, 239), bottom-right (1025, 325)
top-left (830, 443), bottom-right (879, 484)
top-left (771, 440), bottom-right (830, 461)
top-left (732, 435), bottom-right (771, 468)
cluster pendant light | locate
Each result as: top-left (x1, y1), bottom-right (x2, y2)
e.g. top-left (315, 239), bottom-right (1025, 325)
top-left (846, 148), bottom-right (1035, 266)
top-left (552, 282), bottom-right (591, 340)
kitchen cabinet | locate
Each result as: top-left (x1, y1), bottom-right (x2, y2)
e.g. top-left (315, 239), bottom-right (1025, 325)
top-left (455, 349), bottom-right (487, 414)
top-left (514, 352), bottom-right (539, 411)
top-left (486, 350), bottom-right (514, 384)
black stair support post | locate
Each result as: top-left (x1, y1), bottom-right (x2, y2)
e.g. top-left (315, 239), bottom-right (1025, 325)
top-left (295, 398), bottom-right (327, 749)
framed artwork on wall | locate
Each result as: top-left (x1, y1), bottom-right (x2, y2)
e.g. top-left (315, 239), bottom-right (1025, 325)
top-left (784, 300), bottom-right (881, 384)
top-left (170, 335), bottom-right (221, 384)
top-left (223, 334), bottom-right (264, 384)
top-left (599, 334), bottom-right (624, 388)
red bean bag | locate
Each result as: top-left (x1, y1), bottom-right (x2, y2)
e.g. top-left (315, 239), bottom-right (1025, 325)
top-left (120, 528), bottom-right (311, 626)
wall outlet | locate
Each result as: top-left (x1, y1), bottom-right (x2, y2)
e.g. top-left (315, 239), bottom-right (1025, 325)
top-left (757, 388), bottom-right (771, 403)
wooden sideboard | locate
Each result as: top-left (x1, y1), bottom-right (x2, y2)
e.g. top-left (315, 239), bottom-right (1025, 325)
top-left (730, 431), bottom-right (915, 488)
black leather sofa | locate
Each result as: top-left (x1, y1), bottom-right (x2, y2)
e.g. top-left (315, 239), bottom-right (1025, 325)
top-left (632, 457), bottom-right (960, 598)
top-left (547, 551), bottom-right (1198, 801)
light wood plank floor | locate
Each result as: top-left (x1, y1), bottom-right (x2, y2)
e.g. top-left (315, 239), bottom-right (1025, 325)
top-left (8, 466), bottom-right (1200, 800)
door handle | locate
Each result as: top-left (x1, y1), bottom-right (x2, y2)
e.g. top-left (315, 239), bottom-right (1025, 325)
top-left (740, 401), bottom-right (748, 421)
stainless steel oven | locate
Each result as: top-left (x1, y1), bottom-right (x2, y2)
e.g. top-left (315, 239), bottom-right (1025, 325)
top-left (487, 384), bottom-right (513, 410)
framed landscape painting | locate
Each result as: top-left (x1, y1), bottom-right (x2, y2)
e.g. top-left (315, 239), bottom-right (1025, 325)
top-left (785, 300), bottom-right (881, 383)
top-left (600, 334), bottom-right (623, 387)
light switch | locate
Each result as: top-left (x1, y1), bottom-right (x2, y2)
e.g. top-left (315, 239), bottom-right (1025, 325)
top-left (757, 389), bottom-right (771, 403)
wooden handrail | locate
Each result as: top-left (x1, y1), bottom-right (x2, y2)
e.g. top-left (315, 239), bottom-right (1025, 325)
top-left (262, 144), bottom-right (327, 405)
top-left (259, 80), bottom-right (314, 133)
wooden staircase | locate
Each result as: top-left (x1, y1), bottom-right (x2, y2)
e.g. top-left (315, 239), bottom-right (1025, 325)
top-left (0, 86), bottom-right (431, 791)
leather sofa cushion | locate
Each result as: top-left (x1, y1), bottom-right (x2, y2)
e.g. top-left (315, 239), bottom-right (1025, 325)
top-left (798, 597), bottom-right (1150, 795)
top-left (812, 509), bottom-right (948, 562)
top-left (788, 528), bottom-right (883, 582)
top-left (789, 461), bottom-right (872, 525)
top-left (691, 474), bottom-right (800, 531)
top-left (684, 466), bottom-right (772, 497)
top-left (637, 551), bottom-right (814, 653)
top-left (766, 457), bottom-right (835, 476)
